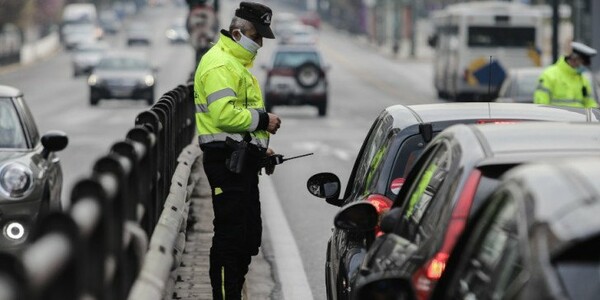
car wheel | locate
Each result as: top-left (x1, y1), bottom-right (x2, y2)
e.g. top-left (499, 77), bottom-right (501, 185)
top-left (317, 102), bottom-right (327, 117)
top-left (294, 61), bottom-right (321, 89)
top-left (90, 96), bottom-right (100, 106)
top-left (265, 102), bottom-right (274, 113)
top-left (146, 93), bottom-right (154, 106)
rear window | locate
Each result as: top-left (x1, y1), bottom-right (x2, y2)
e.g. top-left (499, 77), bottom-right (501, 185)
top-left (273, 51), bottom-right (320, 68)
top-left (470, 164), bottom-right (518, 215)
top-left (553, 236), bottom-right (600, 300)
top-left (468, 26), bottom-right (535, 47)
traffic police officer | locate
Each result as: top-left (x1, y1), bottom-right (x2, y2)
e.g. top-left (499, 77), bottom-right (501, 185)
top-left (534, 42), bottom-right (598, 108)
top-left (193, 2), bottom-right (281, 299)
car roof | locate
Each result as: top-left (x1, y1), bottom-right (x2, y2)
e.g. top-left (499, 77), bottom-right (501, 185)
top-left (385, 102), bottom-right (600, 130)
top-left (273, 44), bottom-right (320, 52)
top-left (465, 122), bottom-right (600, 156)
top-left (500, 158), bottom-right (600, 255)
top-left (0, 85), bottom-right (22, 98)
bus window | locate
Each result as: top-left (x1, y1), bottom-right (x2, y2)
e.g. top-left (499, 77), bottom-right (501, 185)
top-left (468, 27), bottom-right (535, 48)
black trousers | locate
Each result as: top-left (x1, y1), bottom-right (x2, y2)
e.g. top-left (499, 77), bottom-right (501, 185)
top-left (202, 148), bottom-right (262, 300)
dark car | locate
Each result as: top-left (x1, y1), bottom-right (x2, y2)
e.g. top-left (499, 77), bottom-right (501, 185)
top-left (306, 103), bottom-right (600, 300)
top-left (0, 85), bottom-right (68, 250)
top-left (87, 51), bottom-right (156, 106)
top-left (261, 45), bottom-right (329, 116)
top-left (340, 122), bottom-right (600, 300)
top-left (431, 158), bottom-right (600, 300)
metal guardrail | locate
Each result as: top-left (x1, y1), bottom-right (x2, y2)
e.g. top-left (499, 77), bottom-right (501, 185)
top-left (0, 79), bottom-right (200, 300)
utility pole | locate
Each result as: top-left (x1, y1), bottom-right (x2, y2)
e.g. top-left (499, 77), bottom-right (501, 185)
top-left (593, 0), bottom-right (600, 72)
top-left (551, 0), bottom-right (559, 62)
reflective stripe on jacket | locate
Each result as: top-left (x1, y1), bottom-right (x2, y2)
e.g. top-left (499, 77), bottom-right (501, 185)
top-left (533, 56), bottom-right (598, 108)
top-left (194, 31), bottom-right (270, 149)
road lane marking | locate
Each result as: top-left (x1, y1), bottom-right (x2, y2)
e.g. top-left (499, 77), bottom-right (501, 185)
top-left (260, 176), bottom-right (314, 300)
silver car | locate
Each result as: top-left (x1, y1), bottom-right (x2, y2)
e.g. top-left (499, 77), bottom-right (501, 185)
top-left (71, 41), bottom-right (109, 77)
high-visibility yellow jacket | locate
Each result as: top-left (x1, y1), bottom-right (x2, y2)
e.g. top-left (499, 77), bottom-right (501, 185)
top-left (194, 30), bottom-right (270, 149)
top-left (533, 56), bottom-right (597, 108)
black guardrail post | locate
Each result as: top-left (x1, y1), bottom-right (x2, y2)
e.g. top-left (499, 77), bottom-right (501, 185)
top-left (70, 178), bottom-right (109, 300)
top-left (26, 213), bottom-right (80, 300)
top-left (93, 154), bottom-right (132, 299)
top-left (135, 110), bottom-right (165, 229)
top-left (151, 104), bottom-right (171, 204)
top-left (126, 126), bottom-right (158, 234)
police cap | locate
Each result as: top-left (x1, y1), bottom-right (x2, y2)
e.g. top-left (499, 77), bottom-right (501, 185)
top-left (235, 2), bottom-right (275, 39)
top-left (571, 41), bottom-right (597, 66)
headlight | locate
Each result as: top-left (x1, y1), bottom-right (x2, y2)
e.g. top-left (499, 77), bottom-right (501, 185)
top-left (88, 74), bottom-right (98, 86)
top-left (144, 75), bottom-right (155, 86)
top-left (0, 162), bottom-right (34, 199)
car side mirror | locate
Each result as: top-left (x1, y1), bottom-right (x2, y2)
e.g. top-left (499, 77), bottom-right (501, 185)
top-left (380, 207), bottom-right (403, 234)
top-left (40, 131), bottom-right (69, 159)
top-left (334, 202), bottom-right (378, 231)
top-left (307, 172), bottom-right (342, 205)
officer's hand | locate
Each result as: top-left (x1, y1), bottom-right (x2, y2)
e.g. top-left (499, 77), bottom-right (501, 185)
top-left (265, 148), bottom-right (276, 175)
top-left (267, 113), bottom-right (281, 134)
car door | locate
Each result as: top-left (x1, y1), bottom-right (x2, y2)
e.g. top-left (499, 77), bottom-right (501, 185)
top-left (435, 187), bottom-right (529, 299)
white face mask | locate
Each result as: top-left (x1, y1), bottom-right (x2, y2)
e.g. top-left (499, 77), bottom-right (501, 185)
top-left (233, 29), bottom-right (261, 55)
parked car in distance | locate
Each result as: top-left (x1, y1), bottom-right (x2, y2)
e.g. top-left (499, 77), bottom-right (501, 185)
top-left (0, 85), bottom-right (68, 251)
top-left (87, 51), bottom-right (157, 106)
top-left (62, 23), bottom-right (102, 50)
top-left (262, 45), bottom-right (329, 116)
top-left (126, 22), bottom-right (152, 46)
top-left (299, 11), bottom-right (321, 29)
top-left (278, 23), bottom-right (318, 45)
top-left (98, 10), bottom-right (121, 34)
top-left (341, 122), bottom-right (600, 300)
top-left (496, 67), bottom-right (598, 104)
top-left (165, 21), bottom-right (189, 44)
top-left (432, 158), bottom-right (600, 300)
top-left (71, 41), bottom-right (109, 77)
top-left (306, 103), bottom-right (600, 300)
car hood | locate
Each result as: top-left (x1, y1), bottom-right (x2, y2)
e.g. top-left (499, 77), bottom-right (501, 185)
top-left (0, 150), bottom-right (31, 163)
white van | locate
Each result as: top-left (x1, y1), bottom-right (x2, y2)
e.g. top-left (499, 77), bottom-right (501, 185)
top-left (429, 1), bottom-right (543, 101)
top-left (62, 3), bottom-right (98, 26)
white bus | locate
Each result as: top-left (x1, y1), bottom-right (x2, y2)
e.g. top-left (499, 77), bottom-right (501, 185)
top-left (428, 1), bottom-right (544, 101)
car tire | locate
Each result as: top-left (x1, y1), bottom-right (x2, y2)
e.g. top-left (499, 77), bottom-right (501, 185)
top-left (90, 96), bottom-right (100, 106)
top-left (265, 102), bottom-right (274, 113)
top-left (146, 93), bottom-right (154, 106)
top-left (294, 61), bottom-right (321, 89)
top-left (317, 102), bottom-right (327, 117)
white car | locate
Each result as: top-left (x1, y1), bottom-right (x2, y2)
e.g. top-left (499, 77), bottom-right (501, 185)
top-left (71, 41), bottom-right (109, 77)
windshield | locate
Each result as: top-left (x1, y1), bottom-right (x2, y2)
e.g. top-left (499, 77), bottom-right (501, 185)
top-left (0, 98), bottom-right (26, 149)
top-left (97, 57), bottom-right (149, 70)
top-left (468, 26), bottom-right (535, 48)
top-left (273, 51), bottom-right (320, 68)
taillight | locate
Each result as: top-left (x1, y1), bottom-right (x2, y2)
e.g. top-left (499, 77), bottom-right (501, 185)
top-left (412, 170), bottom-right (481, 300)
top-left (477, 119), bottom-right (520, 124)
top-left (269, 68), bottom-right (294, 76)
top-left (366, 194), bottom-right (393, 237)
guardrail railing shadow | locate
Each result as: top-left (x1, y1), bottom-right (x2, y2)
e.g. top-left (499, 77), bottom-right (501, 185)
top-left (0, 78), bottom-right (202, 300)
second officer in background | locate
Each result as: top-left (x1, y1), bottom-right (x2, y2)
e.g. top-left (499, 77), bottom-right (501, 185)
top-left (534, 41), bottom-right (598, 108)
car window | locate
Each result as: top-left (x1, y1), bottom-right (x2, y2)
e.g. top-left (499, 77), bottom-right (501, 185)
top-left (14, 96), bottom-right (39, 147)
top-left (97, 57), bottom-right (148, 70)
top-left (387, 134), bottom-right (428, 198)
top-left (273, 51), bottom-right (320, 68)
top-left (454, 193), bottom-right (526, 299)
top-left (400, 142), bottom-right (451, 241)
top-left (0, 98), bottom-right (27, 148)
top-left (350, 114), bottom-right (393, 198)
top-left (515, 73), bottom-right (539, 97)
top-left (553, 236), bottom-right (600, 300)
